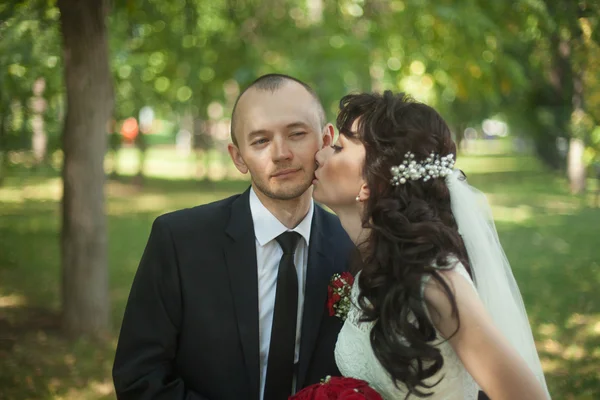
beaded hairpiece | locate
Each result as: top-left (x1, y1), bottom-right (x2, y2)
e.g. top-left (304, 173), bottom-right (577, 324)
top-left (390, 152), bottom-right (455, 186)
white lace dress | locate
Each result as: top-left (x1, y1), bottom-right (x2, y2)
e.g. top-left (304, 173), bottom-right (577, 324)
top-left (334, 263), bottom-right (479, 400)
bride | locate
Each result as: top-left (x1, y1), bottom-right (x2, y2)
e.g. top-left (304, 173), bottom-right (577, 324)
top-left (312, 91), bottom-right (550, 399)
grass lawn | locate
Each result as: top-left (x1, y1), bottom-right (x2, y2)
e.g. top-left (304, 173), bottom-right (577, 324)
top-left (0, 149), bottom-right (598, 399)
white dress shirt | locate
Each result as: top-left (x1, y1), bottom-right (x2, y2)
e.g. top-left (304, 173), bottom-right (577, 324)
top-left (249, 187), bottom-right (314, 400)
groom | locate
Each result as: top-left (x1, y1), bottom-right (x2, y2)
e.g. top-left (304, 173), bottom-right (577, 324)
top-left (112, 74), bottom-right (355, 400)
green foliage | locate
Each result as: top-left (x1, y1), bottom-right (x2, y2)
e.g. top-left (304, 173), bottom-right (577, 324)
top-left (1, 0), bottom-right (599, 165)
top-left (496, 0), bottom-right (600, 167)
top-left (0, 0), bottom-right (62, 151)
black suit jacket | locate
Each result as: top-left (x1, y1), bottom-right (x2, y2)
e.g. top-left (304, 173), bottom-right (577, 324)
top-left (113, 188), bottom-right (355, 400)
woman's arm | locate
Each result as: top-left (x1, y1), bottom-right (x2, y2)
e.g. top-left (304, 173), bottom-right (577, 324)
top-left (423, 268), bottom-right (548, 400)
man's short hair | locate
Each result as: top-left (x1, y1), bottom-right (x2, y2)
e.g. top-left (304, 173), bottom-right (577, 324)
top-left (230, 73), bottom-right (327, 145)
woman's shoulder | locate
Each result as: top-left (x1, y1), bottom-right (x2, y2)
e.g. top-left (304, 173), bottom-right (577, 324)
top-left (429, 254), bottom-right (473, 285)
top-left (421, 255), bottom-right (479, 316)
top-left (421, 257), bottom-right (481, 338)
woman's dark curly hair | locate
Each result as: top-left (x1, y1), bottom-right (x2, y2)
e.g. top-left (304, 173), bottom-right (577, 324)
top-left (337, 91), bottom-right (471, 397)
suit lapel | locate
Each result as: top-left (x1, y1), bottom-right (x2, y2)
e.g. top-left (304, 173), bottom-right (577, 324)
top-left (224, 188), bottom-right (260, 400)
top-left (297, 206), bottom-right (334, 388)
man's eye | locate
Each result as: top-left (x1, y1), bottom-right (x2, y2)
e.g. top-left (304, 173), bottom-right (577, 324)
top-left (331, 145), bottom-right (342, 152)
top-left (252, 139), bottom-right (268, 145)
top-left (292, 131), bottom-right (307, 137)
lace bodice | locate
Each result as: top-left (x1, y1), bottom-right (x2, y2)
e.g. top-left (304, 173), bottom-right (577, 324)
top-left (334, 262), bottom-right (479, 400)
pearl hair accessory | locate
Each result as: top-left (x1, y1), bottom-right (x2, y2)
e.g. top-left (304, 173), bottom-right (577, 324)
top-left (390, 151), bottom-right (455, 186)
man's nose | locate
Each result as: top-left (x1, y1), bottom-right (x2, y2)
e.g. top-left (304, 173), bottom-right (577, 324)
top-left (272, 137), bottom-right (293, 161)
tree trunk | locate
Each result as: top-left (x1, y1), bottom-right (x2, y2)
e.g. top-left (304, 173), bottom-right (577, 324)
top-left (567, 61), bottom-right (587, 194)
top-left (0, 105), bottom-right (7, 186)
top-left (535, 31), bottom-right (573, 171)
top-left (567, 138), bottom-right (586, 194)
top-left (58, 0), bottom-right (113, 338)
top-left (134, 130), bottom-right (147, 186)
top-left (306, 0), bottom-right (323, 24)
top-left (20, 99), bottom-right (30, 149)
top-left (454, 123), bottom-right (466, 154)
top-left (31, 78), bottom-right (49, 166)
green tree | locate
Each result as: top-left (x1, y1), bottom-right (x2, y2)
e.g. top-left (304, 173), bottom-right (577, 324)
top-left (499, 0), bottom-right (599, 192)
top-left (0, 1), bottom-right (62, 181)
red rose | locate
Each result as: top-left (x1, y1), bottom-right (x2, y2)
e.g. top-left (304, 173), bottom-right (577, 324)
top-left (290, 377), bottom-right (382, 400)
top-left (355, 386), bottom-right (382, 400)
top-left (327, 291), bottom-right (336, 316)
top-left (327, 299), bottom-right (335, 316)
top-left (327, 376), bottom-right (367, 389)
top-left (338, 389), bottom-right (364, 400)
top-left (332, 278), bottom-right (344, 289)
top-left (340, 272), bottom-right (354, 285)
top-left (331, 292), bottom-right (341, 304)
top-left (291, 385), bottom-right (318, 400)
top-left (315, 386), bottom-right (336, 400)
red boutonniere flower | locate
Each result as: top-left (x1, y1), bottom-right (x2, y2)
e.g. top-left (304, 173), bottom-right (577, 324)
top-left (289, 376), bottom-right (383, 400)
top-left (327, 272), bottom-right (354, 321)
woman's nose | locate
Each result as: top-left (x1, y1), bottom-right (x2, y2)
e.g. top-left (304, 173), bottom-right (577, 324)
top-left (315, 147), bottom-right (325, 167)
top-left (315, 145), bottom-right (333, 167)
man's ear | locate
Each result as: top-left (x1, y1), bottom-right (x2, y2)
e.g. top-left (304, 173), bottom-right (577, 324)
top-left (321, 123), bottom-right (335, 148)
top-left (357, 183), bottom-right (370, 202)
top-left (227, 143), bottom-right (249, 174)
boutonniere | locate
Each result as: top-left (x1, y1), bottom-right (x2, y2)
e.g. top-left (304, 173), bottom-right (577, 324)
top-left (327, 272), bottom-right (354, 321)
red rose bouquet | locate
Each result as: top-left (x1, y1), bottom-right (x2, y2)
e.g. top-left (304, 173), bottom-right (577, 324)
top-left (289, 376), bottom-right (383, 400)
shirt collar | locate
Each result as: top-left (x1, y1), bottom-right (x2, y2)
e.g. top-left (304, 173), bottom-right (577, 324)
top-left (249, 187), bottom-right (313, 247)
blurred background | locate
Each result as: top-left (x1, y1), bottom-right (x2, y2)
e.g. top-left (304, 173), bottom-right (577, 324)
top-left (0, 0), bottom-right (599, 399)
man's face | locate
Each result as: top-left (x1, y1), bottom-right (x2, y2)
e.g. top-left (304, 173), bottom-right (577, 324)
top-left (228, 82), bottom-right (328, 201)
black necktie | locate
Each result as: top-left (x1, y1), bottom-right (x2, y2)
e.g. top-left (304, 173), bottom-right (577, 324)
top-left (264, 231), bottom-right (301, 400)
